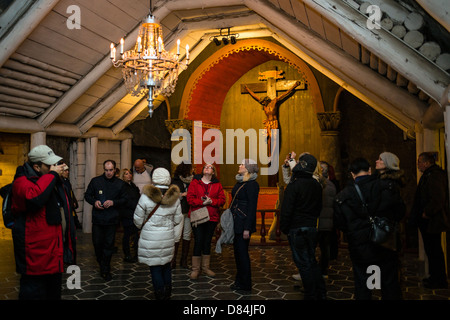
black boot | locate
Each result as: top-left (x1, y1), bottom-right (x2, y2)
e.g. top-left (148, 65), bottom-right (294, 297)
top-left (164, 285), bottom-right (172, 300)
top-left (171, 242), bottom-right (180, 269)
top-left (154, 289), bottom-right (165, 300)
top-left (180, 240), bottom-right (190, 269)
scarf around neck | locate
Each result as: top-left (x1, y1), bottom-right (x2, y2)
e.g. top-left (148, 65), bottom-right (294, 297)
top-left (235, 173), bottom-right (258, 182)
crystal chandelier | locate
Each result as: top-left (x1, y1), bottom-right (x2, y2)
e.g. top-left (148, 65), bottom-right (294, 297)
top-left (110, 1), bottom-right (189, 117)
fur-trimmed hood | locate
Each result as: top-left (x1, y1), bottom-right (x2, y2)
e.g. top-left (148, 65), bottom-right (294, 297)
top-left (379, 169), bottom-right (406, 187)
top-left (142, 184), bottom-right (180, 206)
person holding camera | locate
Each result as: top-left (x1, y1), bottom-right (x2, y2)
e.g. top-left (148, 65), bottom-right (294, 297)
top-left (11, 145), bottom-right (67, 299)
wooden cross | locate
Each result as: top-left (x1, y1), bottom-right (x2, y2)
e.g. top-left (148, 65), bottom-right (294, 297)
top-left (241, 69), bottom-right (306, 186)
top-left (240, 69), bottom-right (306, 101)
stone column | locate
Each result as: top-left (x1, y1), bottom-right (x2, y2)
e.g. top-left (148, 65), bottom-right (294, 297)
top-left (121, 138), bottom-right (132, 171)
top-left (165, 119), bottom-right (194, 174)
top-left (82, 136), bottom-right (98, 233)
top-left (317, 112), bottom-right (342, 181)
top-left (30, 132), bottom-right (46, 149)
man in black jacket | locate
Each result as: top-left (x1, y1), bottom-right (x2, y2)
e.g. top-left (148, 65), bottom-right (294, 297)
top-left (410, 152), bottom-right (450, 289)
top-left (334, 158), bottom-right (404, 300)
top-left (85, 160), bottom-right (126, 281)
top-left (280, 153), bottom-right (326, 300)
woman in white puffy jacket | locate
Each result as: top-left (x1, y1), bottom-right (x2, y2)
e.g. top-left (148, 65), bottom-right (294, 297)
top-left (134, 167), bottom-right (183, 300)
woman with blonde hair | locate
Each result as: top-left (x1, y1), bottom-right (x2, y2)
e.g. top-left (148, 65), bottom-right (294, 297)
top-left (229, 159), bottom-right (260, 293)
top-left (120, 168), bottom-right (141, 262)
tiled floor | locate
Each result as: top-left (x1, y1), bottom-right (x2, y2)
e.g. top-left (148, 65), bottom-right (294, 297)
top-left (1, 231), bottom-right (450, 300)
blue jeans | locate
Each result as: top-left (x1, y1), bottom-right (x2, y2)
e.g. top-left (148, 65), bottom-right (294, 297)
top-left (150, 263), bottom-right (172, 293)
top-left (288, 227), bottom-right (327, 300)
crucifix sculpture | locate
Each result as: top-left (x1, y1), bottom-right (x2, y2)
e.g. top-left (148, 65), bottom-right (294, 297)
top-left (241, 69), bottom-right (306, 158)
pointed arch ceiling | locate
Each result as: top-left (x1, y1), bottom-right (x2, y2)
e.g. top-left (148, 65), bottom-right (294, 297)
top-left (180, 39), bottom-right (325, 126)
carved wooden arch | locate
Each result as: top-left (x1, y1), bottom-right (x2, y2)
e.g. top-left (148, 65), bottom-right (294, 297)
top-left (178, 39), bottom-right (325, 124)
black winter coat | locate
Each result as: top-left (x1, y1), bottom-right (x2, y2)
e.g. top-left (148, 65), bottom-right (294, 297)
top-left (280, 171), bottom-right (323, 234)
top-left (120, 181), bottom-right (141, 227)
top-left (171, 176), bottom-right (190, 214)
top-left (334, 174), bottom-right (405, 263)
top-left (231, 179), bottom-right (259, 234)
top-left (84, 174), bottom-right (127, 225)
top-left (410, 164), bottom-right (450, 233)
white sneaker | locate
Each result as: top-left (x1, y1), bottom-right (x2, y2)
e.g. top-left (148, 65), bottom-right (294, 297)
top-left (292, 273), bottom-right (301, 281)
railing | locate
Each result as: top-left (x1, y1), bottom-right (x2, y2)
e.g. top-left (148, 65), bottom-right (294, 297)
top-left (256, 209), bottom-right (286, 245)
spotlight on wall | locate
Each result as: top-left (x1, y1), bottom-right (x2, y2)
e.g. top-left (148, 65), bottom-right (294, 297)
top-left (209, 27), bottom-right (239, 46)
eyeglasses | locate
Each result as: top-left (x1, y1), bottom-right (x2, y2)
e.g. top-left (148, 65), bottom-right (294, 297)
top-left (204, 166), bottom-right (213, 169)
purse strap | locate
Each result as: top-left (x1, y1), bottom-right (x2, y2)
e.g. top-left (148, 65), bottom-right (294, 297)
top-left (354, 184), bottom-right (370, 217)
top-left (141, 202), bottom-right (161, 229)
top-left (229, 183), bottom-right (246, 209)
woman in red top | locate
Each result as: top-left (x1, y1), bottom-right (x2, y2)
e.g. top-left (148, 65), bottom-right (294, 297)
top-left (187, 163), bottom-right (225, 279)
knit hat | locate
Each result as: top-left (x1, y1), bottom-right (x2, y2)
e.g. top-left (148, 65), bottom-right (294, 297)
top-left (28, 145), bottom-right (62, 165)
top-left (380, 152), bottom-right (400, 171)
top-left (242, 159), bottom-right (259, 174)
top-left (295, 153), bottom-right (317, 174)
top-left (152, 167), bottom-right (171, 189)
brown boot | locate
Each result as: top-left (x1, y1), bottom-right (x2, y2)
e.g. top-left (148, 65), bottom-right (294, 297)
top-left (201, 255), bottom-right (215, 277)
top-left (171, 241), bottom-right (180, 269)
top-left (189, 256), bottom-right (201, 280)
top-left (180, 240), bottom-right (190, 269)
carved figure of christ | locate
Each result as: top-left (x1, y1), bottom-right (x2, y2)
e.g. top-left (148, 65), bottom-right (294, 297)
top-left (241, 71), bottom-right (305, 157)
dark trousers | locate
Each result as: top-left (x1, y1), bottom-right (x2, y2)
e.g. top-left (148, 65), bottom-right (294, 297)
top-left (19, 273), bottom-right (62, 300)
top-left (288, 227), bottom-right (327, 300)
top-left (318, 230), bottom-right (332, 275)
top-left (92, 224), bottom-right (117, 274)
top-left (192, 221), bottom-right (217, 256)
top-left (122, 223), bottom-right (139, 257)
top-left (233, 233), bottom-right (252, 289)
top-left (150, 263), bottom-right (172, 293)
top-left (352, 258), bottom-right (402, 300)
top-left (419, 226), bottom-right (448, 285)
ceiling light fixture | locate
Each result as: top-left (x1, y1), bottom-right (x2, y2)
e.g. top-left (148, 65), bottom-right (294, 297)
top-left (110, 0), bottom-right (189, 117)
top-left (209, 27), bottom-right (239, 46)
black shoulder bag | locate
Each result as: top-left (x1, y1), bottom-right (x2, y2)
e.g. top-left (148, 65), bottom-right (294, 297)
top-left (354, 184), bottom-right (397, 251)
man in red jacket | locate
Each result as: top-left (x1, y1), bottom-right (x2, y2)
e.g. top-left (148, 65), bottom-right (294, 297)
top-left (11, 145), bottom-right (67, 300)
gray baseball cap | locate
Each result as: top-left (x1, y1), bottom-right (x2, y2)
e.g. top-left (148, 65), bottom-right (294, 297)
top-left (28, 145), bottom-right (62, 165)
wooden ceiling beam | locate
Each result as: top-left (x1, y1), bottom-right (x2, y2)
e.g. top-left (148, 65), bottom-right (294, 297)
top-left (77, 83), bottom-right (127, 134)
top-left (0, 0), bottom-right (60, 68)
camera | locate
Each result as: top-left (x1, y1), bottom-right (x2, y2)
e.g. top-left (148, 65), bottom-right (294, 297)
top-left (201, 196), bottom-right (207, 201)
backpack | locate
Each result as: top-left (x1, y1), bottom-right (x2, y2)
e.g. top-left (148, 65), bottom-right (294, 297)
top-left (0, 183), bottom-right (14, 229)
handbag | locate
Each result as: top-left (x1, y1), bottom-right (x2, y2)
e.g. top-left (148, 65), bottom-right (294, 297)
top-left (190, 206), bottom-right (210, 227)
top-left (220, 183), bottom-right (246, 225)
top-left (354, 184), bottom-right (398, 251)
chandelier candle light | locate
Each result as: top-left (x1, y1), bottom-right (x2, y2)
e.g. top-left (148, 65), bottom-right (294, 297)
top-left (110, 8), bottom-right (189, 117)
